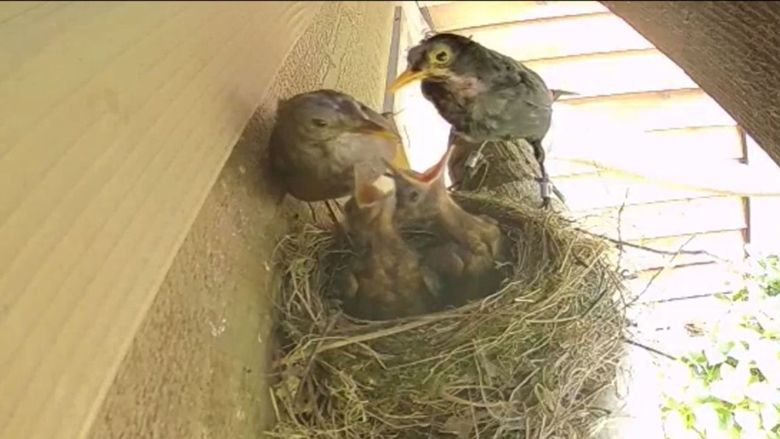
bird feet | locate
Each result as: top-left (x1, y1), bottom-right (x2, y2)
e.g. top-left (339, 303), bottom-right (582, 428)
top-left (535, 177), bottom-right (553, 209)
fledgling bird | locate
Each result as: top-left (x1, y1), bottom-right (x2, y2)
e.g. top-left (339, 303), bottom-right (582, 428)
top-left (334, 166), bottom-right (442, 321)
top-left (269, 89), bottom-right (404, 221)
top-left (388, 33), bottom-right (556, 208)
top-left (385, 146), bottom-right (512, 308)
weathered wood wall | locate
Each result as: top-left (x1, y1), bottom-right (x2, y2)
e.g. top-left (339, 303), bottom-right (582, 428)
top-left (0, 2), bottom-right (396, 438)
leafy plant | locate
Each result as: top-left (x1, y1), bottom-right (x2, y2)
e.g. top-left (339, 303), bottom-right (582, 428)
top-left (660, 254), bottom-right (780, 439)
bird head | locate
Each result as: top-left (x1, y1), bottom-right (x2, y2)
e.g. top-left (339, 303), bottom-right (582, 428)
top-left (383, 145), bottom-right (454, 223)
top-left (277, 89), bottom-right (400, 143)
top-left (388, 33), bottom-right (474, 92)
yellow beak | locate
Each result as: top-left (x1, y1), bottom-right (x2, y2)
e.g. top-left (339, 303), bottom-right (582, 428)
top-left (355, 182), bottom-right (384, 207)
top-left (387, 68), bottom-right (431, 93)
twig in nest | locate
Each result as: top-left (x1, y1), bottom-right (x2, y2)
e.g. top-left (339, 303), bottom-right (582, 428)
top-left (573, 227), bottom-right (729, 264)
top-left (294, 312), bottom-right (341, 405)
top-left (615, 189), bottom-right (630, 274)
top-left (623, 337), bottom-right (678, 362)
top-left (286, 314), bottom-right (446, 365)
top-left (627, 234), bottom-right (696, 307)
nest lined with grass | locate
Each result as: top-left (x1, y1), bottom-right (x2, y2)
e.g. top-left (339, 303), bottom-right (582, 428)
top-left (268, 192), bottom-right (627, 438)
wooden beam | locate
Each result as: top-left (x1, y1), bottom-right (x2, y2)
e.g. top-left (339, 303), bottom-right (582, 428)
top-left (573, 196), bottom-right (747, 241)
top-left (627, 262), bottom-right (744, 304)
top-left (526, 48), bottom-right (697, 98)
top-left (745, 135), bottom-right (780, 255)
top-left (455, 12), bottom-right (653, 61)
top-left (425, 1), bottom-right (607, 32)
top-left (623, 230), bottom-right (746, 271)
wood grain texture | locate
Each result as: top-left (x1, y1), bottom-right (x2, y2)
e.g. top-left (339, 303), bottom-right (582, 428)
top-left (601, 1), bottom-right (780, 169)
top-left (623, 230), bottom-right (746, 271)
top-left (425, 0), bottom-right (607, 32)
top-left (454, 12), bottom-right (652, 61)
top-left (548, 125), bottom-right (744, 178)
top-left (526, 48), bottom-right (697, 98)
top-left (0, 2), bottom-right (321, 438)
top-left (87, 2), bottom-right (396, 438)
top-left (572, 196), bottom-right (747, 241)
top-left (557, 89), bottom-right (734, 131)
top-left (627, 262), bottom-right (743, 304)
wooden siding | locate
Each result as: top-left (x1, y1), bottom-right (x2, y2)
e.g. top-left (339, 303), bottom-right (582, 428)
top-left (0, 3), bottom-right (322, 438)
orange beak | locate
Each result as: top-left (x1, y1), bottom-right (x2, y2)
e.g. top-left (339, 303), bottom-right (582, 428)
top-left (387, 68), bottom-right (432, 93)
top-left (354, 182), bottom-right (385, 208)
top-left (419, 145), bottom-right (454, 186)
top-left (353, 163), bottom-right (386, 208)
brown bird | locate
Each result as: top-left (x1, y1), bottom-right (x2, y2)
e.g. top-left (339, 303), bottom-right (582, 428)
top-left (387, 33), bottom-right (558, 208)
top-left (385, 146), bottom-right (512, 308)
top-left (334, 165), bottom-right (442, 321)
top-left (269, 89), bottom-right (405, 222)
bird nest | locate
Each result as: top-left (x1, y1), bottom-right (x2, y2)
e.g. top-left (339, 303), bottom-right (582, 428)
top-left (266, 191), bottom-right (627, 438)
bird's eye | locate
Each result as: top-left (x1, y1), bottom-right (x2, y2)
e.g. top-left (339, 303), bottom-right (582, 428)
top-left (312, 118), bottom-right (328, 127)
top-left (435, 51), bottom-right (449, 63)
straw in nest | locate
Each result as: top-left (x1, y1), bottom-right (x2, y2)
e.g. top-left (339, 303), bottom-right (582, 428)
top-left (266, 191), bottom-right (627, 438)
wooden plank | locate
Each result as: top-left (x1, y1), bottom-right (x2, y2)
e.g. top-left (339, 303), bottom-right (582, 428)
top-left (623, 230), bottom-right (746, 271)
top-left (745, 135), bottom-right (780, 255)
top-left (548, 156), bottom-right (780, 199)
top-left (0, 3), bottom-right (320, 439)
top-left (548, 125), bottom-right (744, 177)
top-left (0, 1), bottom-right (47, 24)
top-left (458, 12), bottom-right (653, 61)
top-left (425, 1), bottom-right (607, 32)
top-left (556, 89), bottom-right (735, 132)
top-left (642, 125), bottom-right (744, 160)
top-left (626, 263), bottom-right (744, 303)
top-left (555, 176), bottom-right (728, 212)
top-left (526, 49), bottom-right (697, 98)
top-left (573, 196), bottom-right (747, 241)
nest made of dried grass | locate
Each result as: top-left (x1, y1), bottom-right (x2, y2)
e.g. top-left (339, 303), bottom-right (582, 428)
top-left (266, 191), bottom-right (627, 438)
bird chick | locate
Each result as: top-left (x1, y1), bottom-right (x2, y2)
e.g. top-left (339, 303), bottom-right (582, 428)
top-left (386, 146), bottom-right (512, 308)
top-left (388, 33), bottom-right (556, 208)
top-left (269, 89), bottom-right (403, 207)
top-left (335, 165), bottom-right (442, 321)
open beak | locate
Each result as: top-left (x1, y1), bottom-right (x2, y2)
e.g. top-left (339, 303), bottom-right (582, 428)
top-left (354, 182), bottom-right (384, 208)
top-left (387, 68), bottom-right (431, 93)
top-left (353, 162), bottom-right (387, 208)
top-left (382, 158), bottom-right (431, 191)
top-left (420, 144), bottom-right (454, 185)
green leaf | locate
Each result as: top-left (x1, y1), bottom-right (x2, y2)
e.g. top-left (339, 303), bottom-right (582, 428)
top-left (716, 405), bottom-right (733, 430)
top-left (732, 288), bottom-right (749, 302)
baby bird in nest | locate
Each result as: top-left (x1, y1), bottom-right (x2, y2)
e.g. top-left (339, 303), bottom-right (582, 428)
top-left (385, 145), bottom-right (512, 308)
top-left (334, 165), bottom-right (442, 321)
top-left (269, 89), bottom-right (405, 222)
top-left (388, 33), bottom-right (556, 208)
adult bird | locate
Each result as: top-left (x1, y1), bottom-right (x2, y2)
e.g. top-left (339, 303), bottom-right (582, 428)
top-left (334, 165), bottom-right (442, 321)
top-left (388, 33), bottom-right (557, 208)
top-left (385, 145), bottom-right (512, 308)
top-left (269, 89), bottom-right (405, 222)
